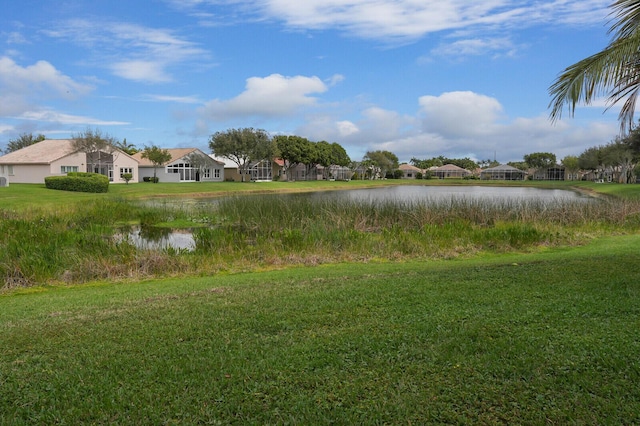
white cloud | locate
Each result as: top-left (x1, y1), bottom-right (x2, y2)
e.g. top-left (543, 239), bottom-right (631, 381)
top-left (18, 110), bottom-right (129, 126)
top-left (174, 0), bottom-right (610, 43)
top-left (199, 73), bottom-right (328, 120)
top-left (430, 37), bottom-right (519, 59)
top-left (0, 56), bottom-right (93, 116)
top-left (143, 94), bottom-right (203, 104)
top-left (44, 20), bottom-right (209, 84)
top-left (294, 91), bottom-right (617, 163)
top-left (419, 91), bottom-right (504, 137)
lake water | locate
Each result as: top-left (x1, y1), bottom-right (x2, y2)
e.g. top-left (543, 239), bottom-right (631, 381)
top-left (294, 185), bottom-right (593, 203)
top-left (127, 185), bottom-right (594, 251)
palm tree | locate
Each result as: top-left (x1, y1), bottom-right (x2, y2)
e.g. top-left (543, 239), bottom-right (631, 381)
top-left (549, 0), bottom-right (640, 133)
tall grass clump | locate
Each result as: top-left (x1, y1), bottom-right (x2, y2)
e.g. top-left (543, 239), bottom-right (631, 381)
top-left (3, 192), bottom-right (640, 288)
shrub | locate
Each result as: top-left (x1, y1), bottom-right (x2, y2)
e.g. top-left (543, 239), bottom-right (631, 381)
top-left (45, 172), bottom-right (109, 193)
top-left (143, 176), bottom-right (159, 183)
top-left (122, 173), bottom-right (133, 184)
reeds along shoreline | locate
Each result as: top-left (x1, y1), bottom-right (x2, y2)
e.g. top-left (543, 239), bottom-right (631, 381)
top-left (2, 196), bottom-right (639, 289)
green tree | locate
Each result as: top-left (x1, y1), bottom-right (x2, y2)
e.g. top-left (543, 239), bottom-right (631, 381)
top-left (561, 155), bottom-right (580, 180)
top-left (274, 135), bottom-right (311, 181)
top-left (603, 139), bottom-right (636, 183)
top-left (549, 0), bottom-right (640, 132)
top-left (115, 138), bottom-right (139, 155)
top-left (330, 142), bottom-right (351, 167)
top-left (578, 146), bottom-right (605, 178)
top-left (363, 150), bottom-right (399, 179)
top-left (209, 128), bottom-right (273, 182)
top-left (72, 128), bottom-right (118, 174)
top-left (523, 152), bottom-right (557, 169)
top-left (141, 145), bottom-right (172, 183)
top-left (4, 133), bottom-right (46, 153)
top-left (507, 161), bottom-right (528, 171)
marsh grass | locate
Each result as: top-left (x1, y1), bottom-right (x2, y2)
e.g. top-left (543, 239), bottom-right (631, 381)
top-left (2, 193), bottom-right (640, 288)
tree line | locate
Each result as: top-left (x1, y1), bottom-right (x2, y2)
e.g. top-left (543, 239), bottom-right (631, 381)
top-left (5, 125), bottom-right (640, 183)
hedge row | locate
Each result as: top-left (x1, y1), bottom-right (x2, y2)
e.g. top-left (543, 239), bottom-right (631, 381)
top-left (45, 172), bottom-right (109, 193)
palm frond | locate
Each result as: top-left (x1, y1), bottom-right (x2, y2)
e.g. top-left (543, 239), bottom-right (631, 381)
top-left (549, 29), bottom-right (640, 131)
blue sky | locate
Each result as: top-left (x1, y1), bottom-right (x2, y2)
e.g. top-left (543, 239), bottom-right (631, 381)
top-left (0, 0), bottom-right (622, 163)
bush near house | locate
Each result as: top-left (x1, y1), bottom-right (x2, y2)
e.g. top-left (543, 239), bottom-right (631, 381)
top-left (143, 177), bottom-right (160, 183)
top-left (45, 172), bottom-right (109, 193)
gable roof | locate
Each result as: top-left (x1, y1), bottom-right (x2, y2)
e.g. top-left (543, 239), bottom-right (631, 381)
top-left (132, 148), bottom-right (222, 167)
top-left (399, 164), bottom-right (422, 172)
top-left (0, 139), bottom-right (140, 165)
top-left (0, 139), bottom-right (77, 165)
top-left (482, 164), bottom-right (524, 172)
top-left (434, 163), bottom-right (470, 172)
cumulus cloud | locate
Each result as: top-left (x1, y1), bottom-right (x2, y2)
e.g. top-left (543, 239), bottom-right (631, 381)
top-left (0, 56), bottom-right (93, 116)
top-left (419, 91), bottom-right (504, 138)
top-left (293, 91), bottom-right (617, 163)
top-left (199, 73), bottom-right (328, 120)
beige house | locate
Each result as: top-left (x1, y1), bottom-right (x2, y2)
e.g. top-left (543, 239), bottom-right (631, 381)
top-left (399, 164), bottom-right (423, 179)
top-left (211, 156), bottom-right (284, 181)
top-left (433, 164), bottom-right (472, 179)
top-left (0, 139), bottom-right (139, 184)
top-left (133, 148), bottom-right (224, 182)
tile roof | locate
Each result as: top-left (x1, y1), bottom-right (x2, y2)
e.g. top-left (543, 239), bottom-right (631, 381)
top-left (132, 148), bottom-right (199, 167)
top-left (0, 139), bottom-right (77, 164)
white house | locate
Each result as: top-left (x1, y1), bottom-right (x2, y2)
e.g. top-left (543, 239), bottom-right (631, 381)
top-left (0, 139), bottom-right (139, 184)
top-left (133, 148), bottom-right (224, 182)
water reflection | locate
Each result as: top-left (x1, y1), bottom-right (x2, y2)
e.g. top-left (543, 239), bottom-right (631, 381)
top-left (118, 226), bottom-right (195, 251)
top-left (125, 185), bottom-right (594, 251)
top-left (299, 185), bottom-right (593, 203)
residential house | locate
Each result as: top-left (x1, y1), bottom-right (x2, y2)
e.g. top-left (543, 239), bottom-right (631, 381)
top-left (531, 165), bottom-right (565, 181)
top-left (399, 164), bottom-right (423, 179)
top-left (133, 148), bottom-right (224, 182)
top-left (433, 164), bottom-right (472, 179)
top-left (211, 156), bottom-right (284, 181)
top-left (0, 139), bottom-right (139, 184)
top-left (480, 164), bottom-right (526, 181)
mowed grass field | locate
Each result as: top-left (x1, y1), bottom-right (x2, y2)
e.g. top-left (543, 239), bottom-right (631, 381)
top-left (1, 180), bottom-right (640, 423)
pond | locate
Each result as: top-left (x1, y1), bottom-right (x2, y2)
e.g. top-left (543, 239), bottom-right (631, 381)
top-left (127, 185), bottom-right (594, 251)
top-left (295, 185), bottom-right (592, 203)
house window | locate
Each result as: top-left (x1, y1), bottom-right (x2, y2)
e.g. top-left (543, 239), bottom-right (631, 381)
top-left (61, 166), bottom-right (79, 173)
top-left (120, 167), bottom-right (133, 178)
top-left (166, 162), bottom-right (197, 181)
top-left (8, 166), bottom-right (13, 176)
top-left (214, 169), bottom-right (220, 178)
top-left (203, 168), bottom-right (211, 179)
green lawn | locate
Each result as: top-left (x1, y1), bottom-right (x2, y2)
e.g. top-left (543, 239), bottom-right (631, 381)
top-left (1, 180), bottom-right (639, 423)
top-left (1, 235), bottom-right (639, 423)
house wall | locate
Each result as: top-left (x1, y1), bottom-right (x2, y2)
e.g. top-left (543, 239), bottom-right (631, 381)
top-left (111, 153), bottom-right (140, 184)
top-left (1, 164), bottom-right (51, 184)
top-left (138, 162), bottom-right (225, 183)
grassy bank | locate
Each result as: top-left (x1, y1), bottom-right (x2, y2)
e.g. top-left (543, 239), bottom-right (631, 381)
top-left (2, 189), bottom-right (639, 288)
top-left (1, 235), bottom-right (639, 423)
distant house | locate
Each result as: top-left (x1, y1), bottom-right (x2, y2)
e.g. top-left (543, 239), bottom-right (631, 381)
top-left (531, 165), bottom-right (565, 181)
top-left (433, 164), bottom-right (471, 179)
top-left (211, 156), bottom-right (285, 181)
top-left (0, 139), bottom-right (138, 184)
top-left (480, 164), bottom-right (526, 181)
top-left (399, 164), bottom-right (423, 179)
top-left (133, 148), bottom-right (224, 182)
